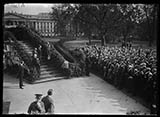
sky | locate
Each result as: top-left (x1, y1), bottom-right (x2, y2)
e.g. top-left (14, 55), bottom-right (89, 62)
top-left (4, 3), bottom-right (58, 15)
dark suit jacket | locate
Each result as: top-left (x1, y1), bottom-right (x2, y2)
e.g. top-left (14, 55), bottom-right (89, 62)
top-left (17, 63), bottom-right (24, 79)
top-left (41, 96), bottom-right (54, 113)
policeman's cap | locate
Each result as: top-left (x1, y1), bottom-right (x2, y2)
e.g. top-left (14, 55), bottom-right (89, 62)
top-left (35, 94), bottom-right (43, 98)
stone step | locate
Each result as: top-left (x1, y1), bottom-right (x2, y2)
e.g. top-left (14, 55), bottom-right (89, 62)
top-left (22, 45), bottom-right (33, 48)
top-left (40, 70), bottom-right (58, 75)
top-left (32, 76), bottom-right (65, 84)
top-left (17, 40), bottom-right (67, 84)
top-left (40, 65), bottom-right (49, 68)
top-left (40, 67), bottom-right (58, 72)
top-left (22, 47), bottom-right (33, 51)
top-left (26, 51), bottom-right (32, 54)
top-left (22, 47), bottom-right (33, 50)
top-left (40, 73), bottom-right (63, 79)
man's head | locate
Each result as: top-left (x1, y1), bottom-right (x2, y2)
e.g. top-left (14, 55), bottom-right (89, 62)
top-left (47, 89), bottom-right (53, 96)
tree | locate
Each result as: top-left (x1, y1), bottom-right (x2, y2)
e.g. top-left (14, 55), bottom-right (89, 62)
top-left (74, 4), bottom-right (123, 46)
top-left (50, 4), bottom-right (158, 46)
top-left (131, 4), bottom-right (158, 46)
top-left (142, 4), bottom-right (158, 46)
top-left (117, 4), bottom-right (136, 42)
top-left (51, 4), bottom-right (77, 36)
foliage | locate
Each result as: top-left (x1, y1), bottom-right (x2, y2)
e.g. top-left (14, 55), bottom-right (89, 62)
top-left (126, 110), bottom-right (147, 115)
top-left (54, 41), bottom-right (76, 63)
top-left (4, 30), bottom-right (39, 82)
top-left (134, 4), bottom-right (158, 46)
top-left (51, 4), bottom-right (158, 46)
top-left (51, 4), bottom-right (77, 36)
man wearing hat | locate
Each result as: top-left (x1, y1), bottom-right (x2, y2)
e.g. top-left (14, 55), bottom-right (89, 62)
top-left (28, 93), bottom-right (45, 114)
top-left (42, 89), bottom-right (55, 114)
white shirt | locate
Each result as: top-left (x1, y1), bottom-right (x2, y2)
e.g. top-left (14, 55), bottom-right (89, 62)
top-left (63, 60), bottom-right (69, 69)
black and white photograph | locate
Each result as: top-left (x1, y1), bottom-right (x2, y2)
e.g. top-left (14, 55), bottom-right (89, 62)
top-left (3, 3), bottom-right (158, 115)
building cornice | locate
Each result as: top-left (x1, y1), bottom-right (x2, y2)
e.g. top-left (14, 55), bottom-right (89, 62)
top-left (4, 12), bottom-right (53, 21)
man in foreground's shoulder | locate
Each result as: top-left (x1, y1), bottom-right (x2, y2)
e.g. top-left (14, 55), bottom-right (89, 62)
top-left (42, 89), bottom-right (55, 114)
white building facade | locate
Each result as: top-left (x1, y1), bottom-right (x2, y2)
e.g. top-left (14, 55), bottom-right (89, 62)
top-left (3, 12), bottom-right (57, 37)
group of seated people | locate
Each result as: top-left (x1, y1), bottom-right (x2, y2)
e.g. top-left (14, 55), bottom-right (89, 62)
top-left (80, 44), bottom-right (157, 112)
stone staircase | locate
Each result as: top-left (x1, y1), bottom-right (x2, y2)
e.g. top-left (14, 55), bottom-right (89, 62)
top-left (17, 40), bottom-right (66, 84)
top-left (18, 41), bottom-right (34, 56)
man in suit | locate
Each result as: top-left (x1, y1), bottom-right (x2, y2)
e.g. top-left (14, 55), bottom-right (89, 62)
top-left (85, 54), bottom-right (91, 76)
top-left (41, 89), bottom-right (55, 114)
top-left (28, 94), bottom-right (45, 114)
top-left (17, 61), bottom-right (25, 89)
top-left (62, 60), bottom-right (71, 79)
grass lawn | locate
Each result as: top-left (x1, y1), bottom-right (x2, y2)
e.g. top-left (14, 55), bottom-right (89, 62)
top-left (63, 40), bottom-right (156, 50)
top-left (42, 37), bottom-right (156, 50)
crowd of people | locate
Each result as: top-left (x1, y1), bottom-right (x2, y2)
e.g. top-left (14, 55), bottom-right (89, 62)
top-left (80, 44), bottom-right (157, 113)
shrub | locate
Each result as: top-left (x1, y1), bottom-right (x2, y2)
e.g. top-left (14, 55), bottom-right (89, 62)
top-left (4, 30), bottom-right (40, 82)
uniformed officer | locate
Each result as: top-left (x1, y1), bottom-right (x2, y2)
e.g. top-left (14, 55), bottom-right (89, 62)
top-left (28, 94), bottom-right (45, 114)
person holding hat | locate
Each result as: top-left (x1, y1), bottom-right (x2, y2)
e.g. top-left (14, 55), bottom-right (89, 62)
top-left (42, 89), bottom-right (55, 114)
top-left (27, 94), bottom-right (45, 114)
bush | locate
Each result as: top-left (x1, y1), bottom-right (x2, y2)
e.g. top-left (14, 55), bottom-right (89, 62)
top-left (54, 41), bottom-right (85, 77)
top-left (4, 30), bottom-right (40, 82)
top-left (54, 43), bottom-right (75, 63)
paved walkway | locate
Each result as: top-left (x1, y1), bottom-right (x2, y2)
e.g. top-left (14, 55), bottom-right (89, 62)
top-left (3, 73), bottom-right (150, 114)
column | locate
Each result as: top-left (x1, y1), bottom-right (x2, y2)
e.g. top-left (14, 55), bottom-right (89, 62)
top-left (41, 22), bottom-right (43, 32)
top-left (12, 21), bottom-right (15, 25)
top-left (42, 22), bottom-right (44, 36)
top-left (41, 22), bottom-right (43, 35)
top-left (52, 22), bottom-right (54, 34)
top-left (45, 22), bottom-right (47, 33)
top-left (52, 22), bottom-right (56, 35)
top-left (39, 22), bottom-right (41, 32)
top-left (35, 22), bottom-right (37, 30)
top-left (49, 22), bottom-right (51, 36)
top-left (14, 21), bottom-right (16, 25)
top-left (50, 22), bottom-right (52, 32)
top-left (33, 21), bottom-right (35, 29)
top-left (47, 22), bottom-right (48, 36)
top-left (50, 22), bottom-right (52, 36)
top-left (33, 22), bottom-right (35, 28)
top-left (37, 22), bottom-right (39, 31)
top-left (45, 22), bottom-right (47, 32)
top-left (47, 22), bottom-right (49, 36)
top-left (53, 22), bottom-right (55, 37)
